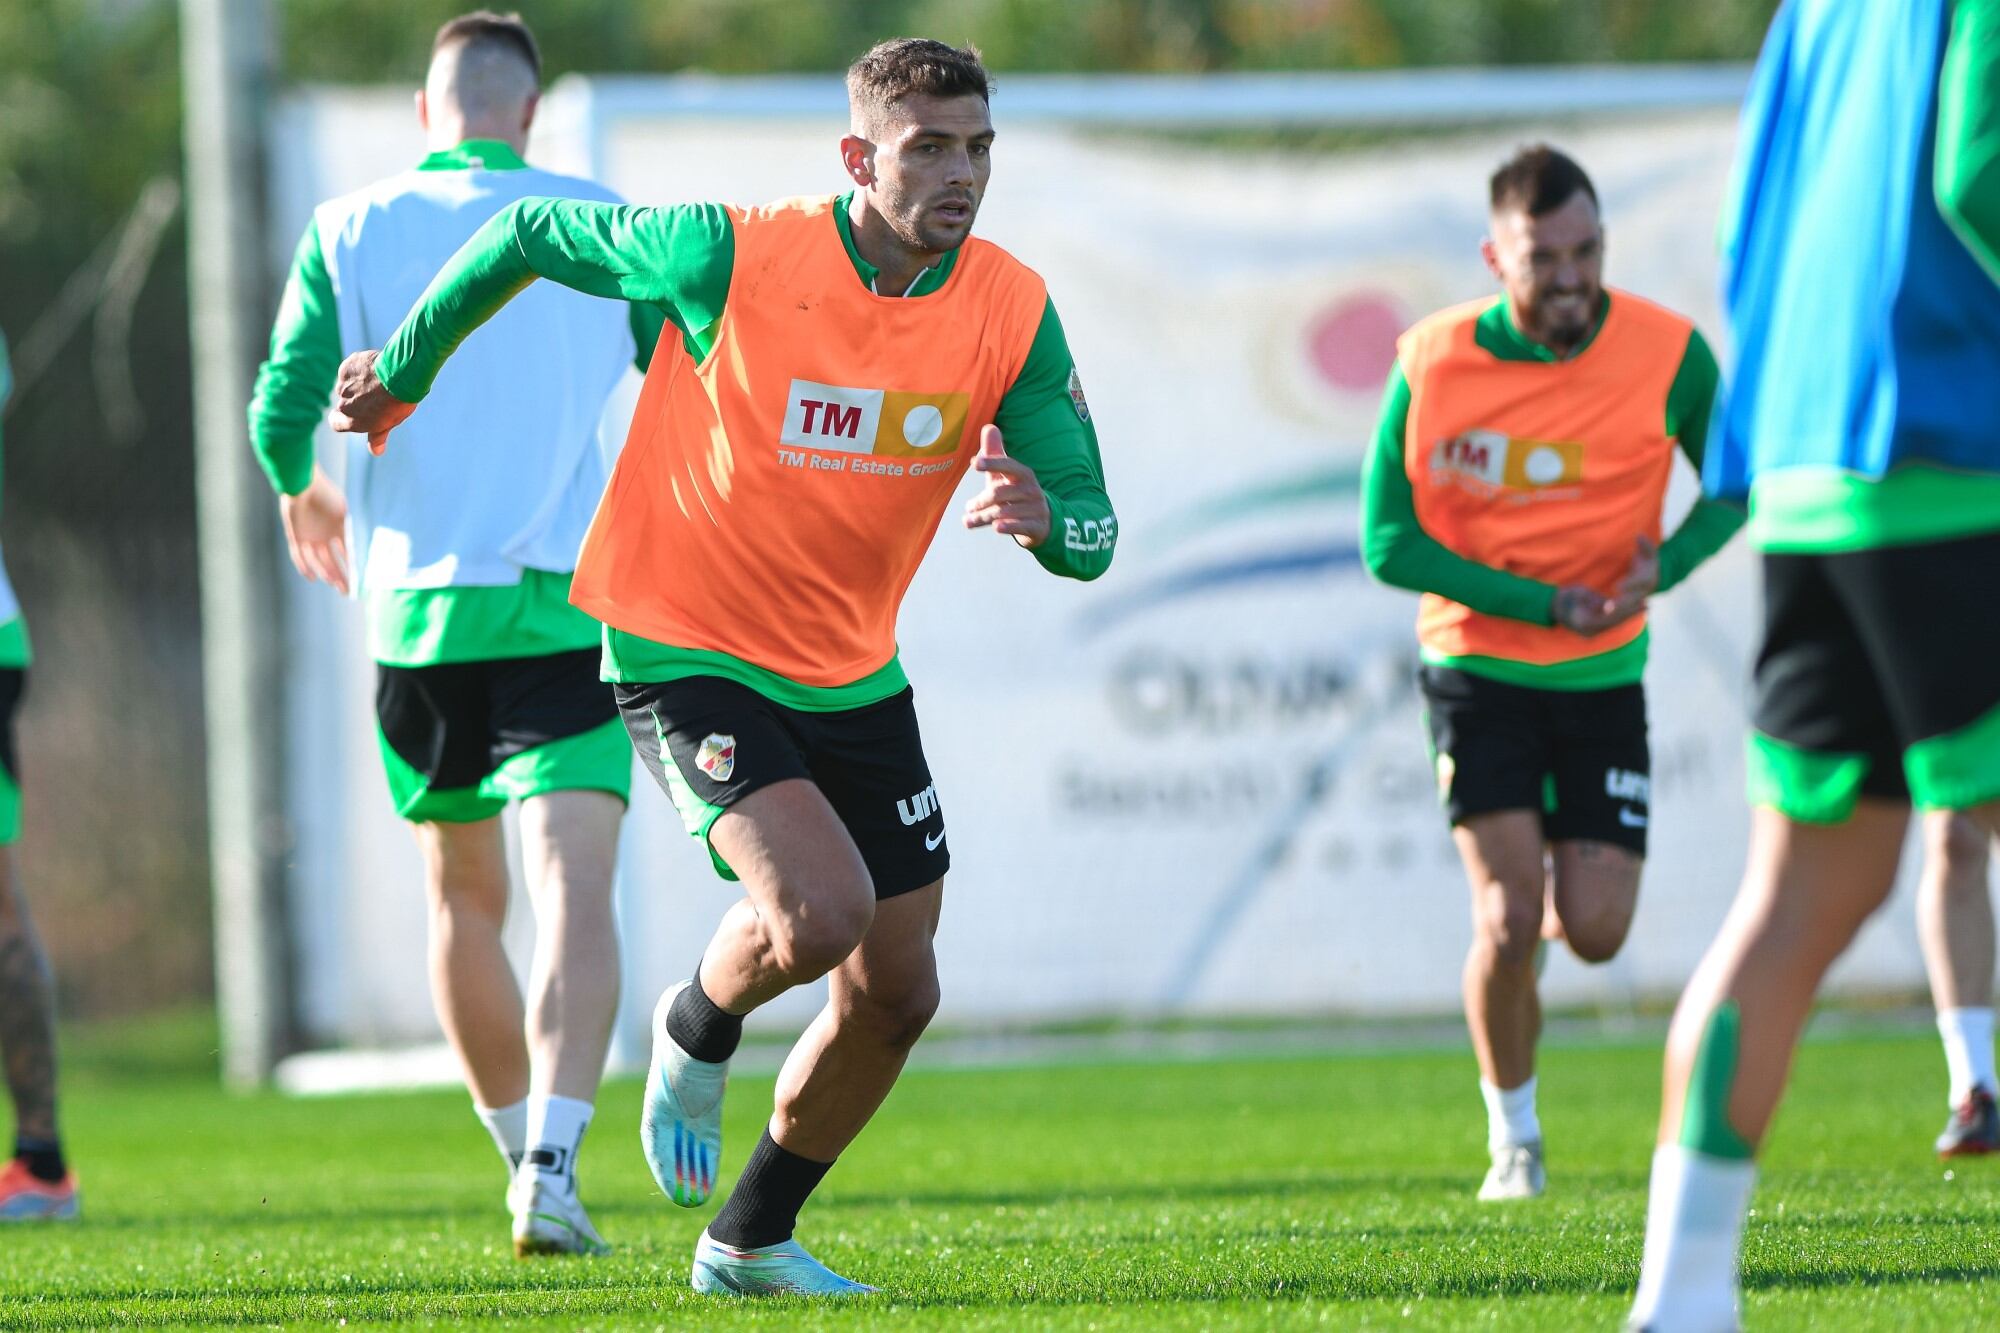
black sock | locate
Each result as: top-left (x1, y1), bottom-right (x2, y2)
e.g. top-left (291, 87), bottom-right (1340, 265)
top-left (667, 973), bottom-right (743, 1064)
top-left (707, 1129), bottom-right (834, 1249)
top-left (14, 1136), bottom-right (65, 1184)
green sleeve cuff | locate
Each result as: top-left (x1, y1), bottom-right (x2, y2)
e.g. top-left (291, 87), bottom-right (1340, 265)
top-left (996, 298), bottom-right (1116, 581)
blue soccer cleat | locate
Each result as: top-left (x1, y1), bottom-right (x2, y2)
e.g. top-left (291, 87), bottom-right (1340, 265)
top-left (691, 1229), bottom-right (877, 1297)
top-left (640, 980), bottom-right (729, 1207)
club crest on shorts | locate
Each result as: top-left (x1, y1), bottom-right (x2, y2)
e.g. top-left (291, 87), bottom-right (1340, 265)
top-left (695, 733), bottom-right (737, 782)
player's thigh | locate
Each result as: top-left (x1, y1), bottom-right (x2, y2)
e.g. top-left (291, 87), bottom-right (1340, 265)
top-left (1747, 551), bottom-right (1908, 822)
top-left (1548, 840), bottom-right (1642, 962)
top-left (617, 676), bottom-right (870, 912)
top-left (1738, 801), bottom-right (1910, 957)
top-left (1829, 531), bottom-right (2000, 814)
top-left (803, 687), bottom-right (950, 903)
top-left (411, 814), bottom-right (510, 918)
top-left (1420, 664), bottom-right (1550, 834)
top-left (376, 659), bottom-right (508, 824)
top-left (1453, 812), bottom-right (1548, 953)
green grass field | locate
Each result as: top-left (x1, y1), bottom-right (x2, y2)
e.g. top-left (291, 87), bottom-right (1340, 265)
top-left (2, 1016), bottom-right (1994, 1329)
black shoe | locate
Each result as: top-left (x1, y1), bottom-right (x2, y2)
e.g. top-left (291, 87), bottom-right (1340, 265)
top-left (1936, 1087), bottom-right (2000, 1158)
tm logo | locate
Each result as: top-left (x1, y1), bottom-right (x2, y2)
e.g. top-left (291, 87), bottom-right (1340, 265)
top-left (797, 398), bottom-right (864, 440)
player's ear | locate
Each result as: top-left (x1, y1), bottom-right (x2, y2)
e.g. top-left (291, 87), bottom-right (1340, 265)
top-left (415, 89), bottom-right (429, 132)
top-left (1479, 235), bottom-right (1503, 282)
top-left (840, 135), bottom-right (877, 189)
top-left (521, 91), bottom-right (541, 137)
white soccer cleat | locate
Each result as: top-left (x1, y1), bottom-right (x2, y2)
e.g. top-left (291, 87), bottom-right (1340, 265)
top-left (641, 980), bottom-right (729, 1207)
top-left (1477, 1140), bottom-right (1547, 1201)
top-left (691, 1229), bottom-right (877, 1297)
top-left (509, 1171), bottom-right (611, 1258)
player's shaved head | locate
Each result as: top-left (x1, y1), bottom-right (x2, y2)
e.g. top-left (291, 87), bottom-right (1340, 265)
top-left (427, 10), bottom-right (541, 125)
top-left (846, 38), bottom-right (992, 137)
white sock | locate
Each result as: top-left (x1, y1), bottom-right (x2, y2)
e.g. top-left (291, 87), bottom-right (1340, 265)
top-left (1937, 1007), bottom-right (1997, 1106)
top-left (474, 1099), bottom-right (528, 1173)
top-left (524, 1094), bottom-right (595, 1190)
top-left (1628, 1144), bottom-right (1756, 1331)
top-left (1480, 1076), bottom-right (1541, 1150)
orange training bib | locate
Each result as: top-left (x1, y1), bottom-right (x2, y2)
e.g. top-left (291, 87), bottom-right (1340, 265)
top-left (1399, 291), bottom-right (1693, 666)
top-left (570, 196), bottom-right (1048, 686)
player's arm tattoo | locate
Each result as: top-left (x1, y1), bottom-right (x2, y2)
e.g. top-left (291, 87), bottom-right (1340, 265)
top-left (0, 926), bottom-right (59, 1141)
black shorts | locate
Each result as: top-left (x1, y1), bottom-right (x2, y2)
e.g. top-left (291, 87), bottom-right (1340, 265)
top-left (375, 647), bottom-right (628, 823)
top-left (616, 676), bottom-right (948, 900)
top-left (1751, 531), bottom-right (2000, 817)
top-left (1419, 664), bottom-right (1651, 854)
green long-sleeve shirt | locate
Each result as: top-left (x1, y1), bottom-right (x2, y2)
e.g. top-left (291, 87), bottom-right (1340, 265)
top-left (1360, 295), bottom-right (1744, 690)
top-left (373, 190), bottom-right (1116, 703)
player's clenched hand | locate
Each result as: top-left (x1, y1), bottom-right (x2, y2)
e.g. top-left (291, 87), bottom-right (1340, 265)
top-left (1553, 537), bottom-right (1659, 635)
top-left (1611, 535), bottom-right (1660, 613)
top-left (279, 465), bottom-right (352, 596)
top-left (1552, 584), bottom-right (1619, 634)
top-left (962, 425), bottom-right (1051, 548)
top-left (328, 350), bottom-right (416, 456)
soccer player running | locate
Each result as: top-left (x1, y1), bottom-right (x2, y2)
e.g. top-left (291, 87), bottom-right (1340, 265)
top-left (328, 39), bottom-right (1115, 1296)
top-left (1628, 3), bottom-right (2000, 1324)
top-left (1918, 815), bottom-right (1999, 1155)
top-left (0, 329), bottom-right (78, 1222)
top-left (247, 12), bottom-right (661, 1257)
top-left (1360, 146), bottom-right (1744, 1202)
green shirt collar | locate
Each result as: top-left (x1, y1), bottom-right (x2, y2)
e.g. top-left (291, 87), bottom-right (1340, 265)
top-left (415, 139), bottom-right (528, 173)
top-left (831, 191), bottom-right (959, 296)
top-left (1474, 292), bottom-right (1612, 363)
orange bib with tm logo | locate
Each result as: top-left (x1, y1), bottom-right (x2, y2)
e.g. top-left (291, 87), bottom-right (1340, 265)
top-left (1400, 291), bottom-right (1693, 666)
top-left (571, 195), bottom-right (1048, 686)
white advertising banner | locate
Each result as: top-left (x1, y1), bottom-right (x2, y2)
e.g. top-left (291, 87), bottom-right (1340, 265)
top-left (270, 84), bottom-right (1936, 1054)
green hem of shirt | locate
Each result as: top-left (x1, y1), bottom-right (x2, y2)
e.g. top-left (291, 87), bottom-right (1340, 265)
top-left (368, 570), bottom-right (600, 667)
top-left (1421, 629), bottom-right (1648, 690)
top-left (601, 632), bottom-right (910, 711)
top-left (0, 618), bottom-right (31, 669)
top-left (1749, 465), bottom-right (2000, 551)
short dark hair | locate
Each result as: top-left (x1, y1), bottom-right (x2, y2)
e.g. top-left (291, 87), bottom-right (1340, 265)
top-left (847, 38), bottom-right (993, 125)
top-left (1489, 144), bottom-right (1598, 217)
top-left (433, 10), bottom-right (541, 85)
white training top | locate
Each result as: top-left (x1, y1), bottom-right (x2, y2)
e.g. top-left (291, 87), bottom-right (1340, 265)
top-left (316, 157), bottom-right (634, 589)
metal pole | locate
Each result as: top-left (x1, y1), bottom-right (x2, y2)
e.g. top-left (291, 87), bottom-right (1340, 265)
top-left (180, 0), bottom-right (293, 1085)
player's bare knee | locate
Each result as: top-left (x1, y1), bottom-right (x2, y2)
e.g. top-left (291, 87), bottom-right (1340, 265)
top-left (1565, 917), bottom-right (1629, 964)
top-left (848, 975), bottom-right (940, 1052)
top-left (768, 893), bottom-right (875, 978)
top-left (1475, 883), bottom-right (1543, 964)
top-left (1935, 816), bottom-right (1991, 885)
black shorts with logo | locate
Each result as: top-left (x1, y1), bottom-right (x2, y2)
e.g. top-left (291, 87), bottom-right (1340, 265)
top-left (1418, 664), bottom-right (1651, 855)
top-left (1752, 531), bottom-right (2000, 814)
top-left (616, 676), bottom-right (948, 900)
